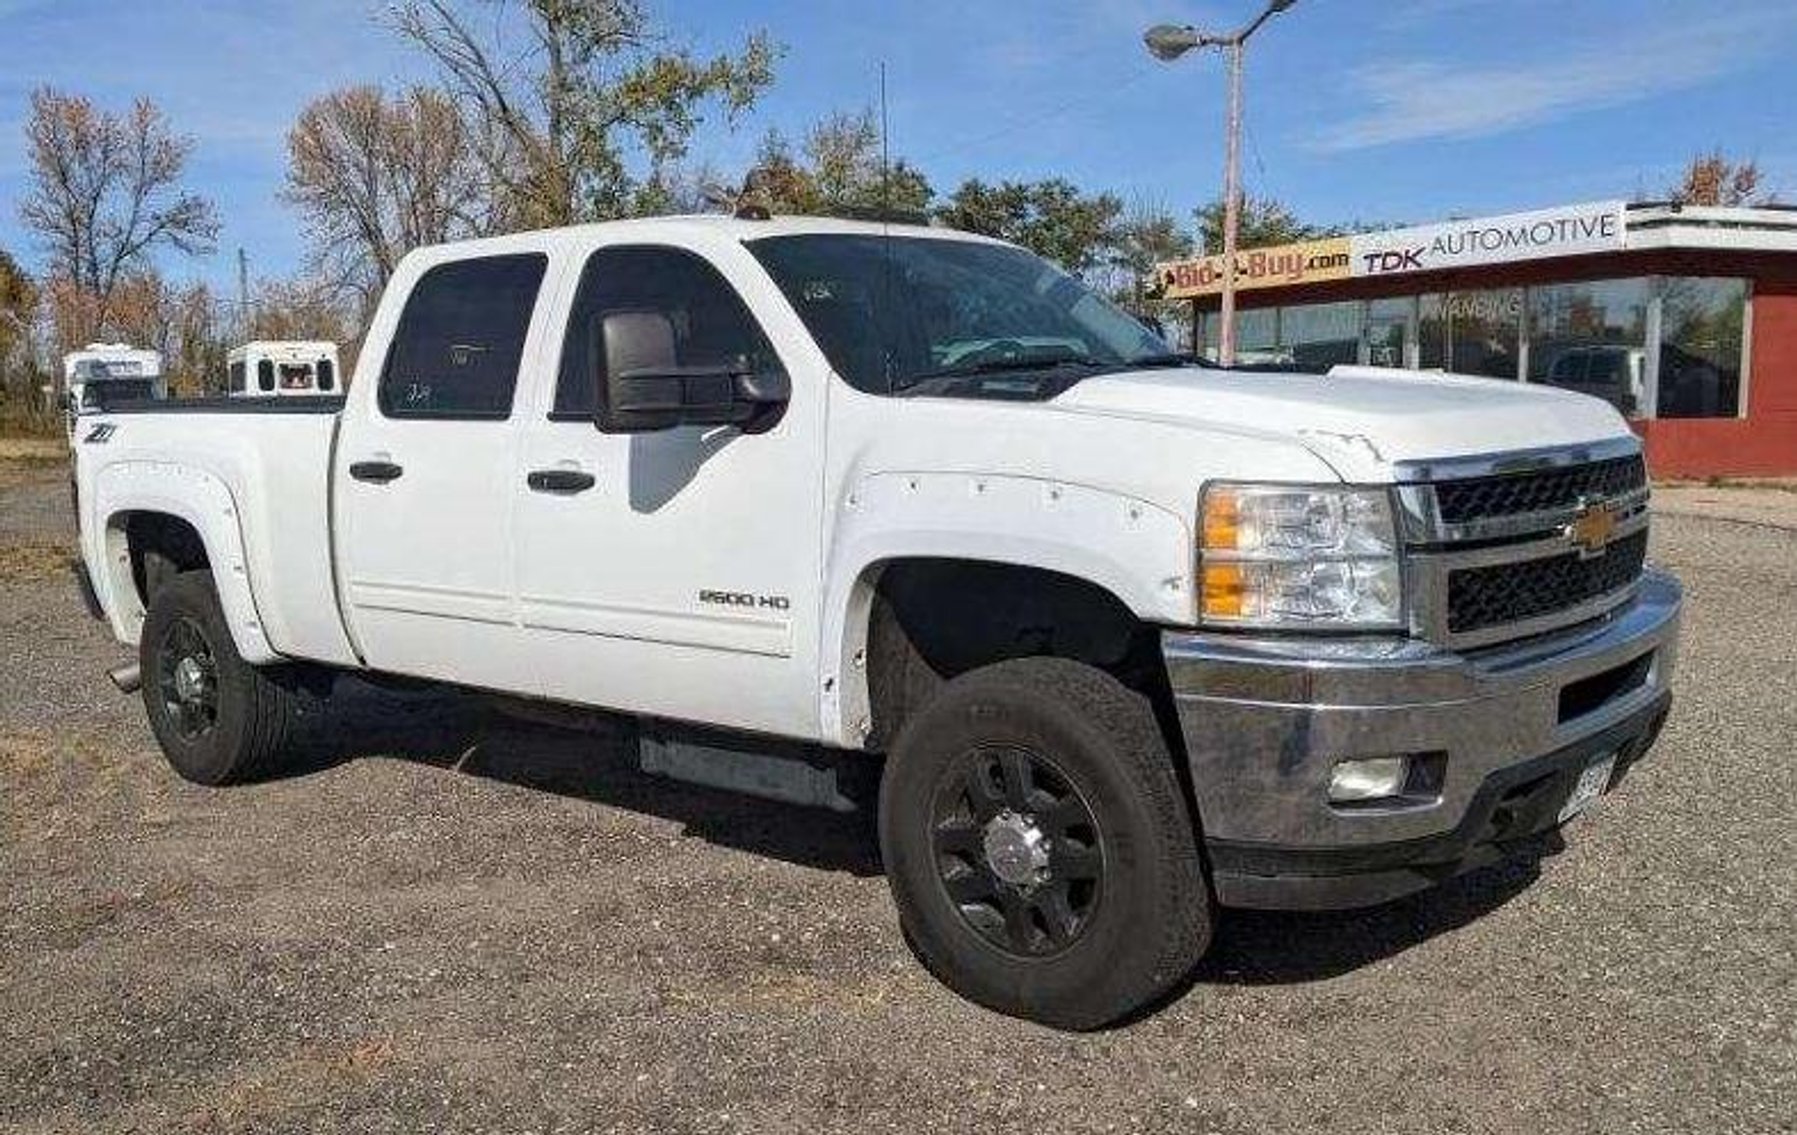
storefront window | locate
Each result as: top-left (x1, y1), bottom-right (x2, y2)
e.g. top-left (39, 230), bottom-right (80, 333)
top-left (1363, 297), bottom-right (1414, 369)
top-left (1420, 289), bottom-right (1522, 379)
top-left (1196, 307), bottom-right (1279, 363)
top-left (1528, 278), bottom-right (1650, 415)
top-left (1659, 278), bottom-right (1747, 418)
top-left (1279, 301), bottom-right (1361, 369)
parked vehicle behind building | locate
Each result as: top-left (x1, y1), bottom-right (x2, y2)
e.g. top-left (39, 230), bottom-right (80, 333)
top-left (70, 215), bottom-right (1680, 1029)
top-left (227, 341), bottom-right (341, 398)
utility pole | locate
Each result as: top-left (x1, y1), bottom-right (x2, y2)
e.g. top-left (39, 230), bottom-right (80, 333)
top-left (236, 247), bottom-right (250, 340)
top-left (1145, 1), bottom-right (1298, 366)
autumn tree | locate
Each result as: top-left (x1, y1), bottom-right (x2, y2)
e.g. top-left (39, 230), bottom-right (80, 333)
top-left (0, 249), bottom-right (43, 416)
top-left (17, 87), bottom-right (218, 342)
top-left (285, 85), bottom-right (494, 310)
top-left (744, 109), bottom-right (932, 216)
top-left (390, 0), bottom-right (778, 228)
top-left (1667, 150), bottom-right (1778, 207)
top-left (936, 179), bottom-right (1123, 277)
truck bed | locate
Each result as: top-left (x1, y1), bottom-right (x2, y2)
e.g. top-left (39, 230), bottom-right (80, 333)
top-left (73, 399), bottom-right (359, 668)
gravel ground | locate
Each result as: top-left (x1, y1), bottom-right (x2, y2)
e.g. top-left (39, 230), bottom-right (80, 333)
top-left (1, 458), bottom-right (1793, 1134)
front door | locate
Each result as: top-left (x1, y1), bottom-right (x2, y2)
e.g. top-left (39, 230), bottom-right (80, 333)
top-left (336, 251), bottom-right (550, 692)
top-left (512, 241), bottom-right (828, 739)
top-left (1363, 310), bottom-right (1412, 369)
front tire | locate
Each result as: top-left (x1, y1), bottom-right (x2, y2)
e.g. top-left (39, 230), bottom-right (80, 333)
top-left (879, 657), bottom-right (1212, 1029)
top-left (139, 571), bottom-right (311, 785)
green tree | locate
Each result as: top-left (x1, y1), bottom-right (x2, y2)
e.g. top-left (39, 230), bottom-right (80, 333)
top-left (1104, 200), bottom-right (1194, 315)
top-left (936, 178), bottom-right (1123, 276)
top-left (1193, 194), bottom-right (1335, 254)
top-left (391, 0), bottom-right (779, 228)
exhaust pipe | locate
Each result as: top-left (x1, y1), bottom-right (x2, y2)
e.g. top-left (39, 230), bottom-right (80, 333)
top-left (107, 662), bottom-right (142, 694)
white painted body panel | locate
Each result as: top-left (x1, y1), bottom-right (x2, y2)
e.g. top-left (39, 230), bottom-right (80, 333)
top-left (73, 215), bottom-right (1638, 750)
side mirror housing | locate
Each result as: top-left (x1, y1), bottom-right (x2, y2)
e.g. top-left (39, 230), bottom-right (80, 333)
top-left (595, 311), bottom-right (789, 434)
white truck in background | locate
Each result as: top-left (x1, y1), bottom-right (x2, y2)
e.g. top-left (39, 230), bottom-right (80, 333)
top-left (227, 341), bottom-right (341, 398)
top-left (61, 343), bottom-right (164, 438)
top-left (69, 214), bottom-right (1681, 1029)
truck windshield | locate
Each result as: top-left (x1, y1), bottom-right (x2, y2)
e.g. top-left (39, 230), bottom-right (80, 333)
top-left (746, 233), bottom-right (1185, 399)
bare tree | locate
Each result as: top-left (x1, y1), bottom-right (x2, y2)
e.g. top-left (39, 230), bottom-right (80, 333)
top-left (1667, 150), bottom-right (1779, 207)
top-left (285, 85), bottom-right (494, 311)
top-left (389, 0), bottom-right (778, 227)
top-left (18, 88), bottom-right (218, 340)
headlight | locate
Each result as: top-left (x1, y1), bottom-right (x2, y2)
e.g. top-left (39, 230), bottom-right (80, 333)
top-left (1199, 482), bottom-right (1403, 630)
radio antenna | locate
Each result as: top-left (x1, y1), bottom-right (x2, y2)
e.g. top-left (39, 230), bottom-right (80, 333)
top-left (879, 60), bottom-right (890, 210)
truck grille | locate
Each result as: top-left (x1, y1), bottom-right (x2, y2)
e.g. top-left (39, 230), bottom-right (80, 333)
top-left (1433, 454), bottom-right (1646, 524)
top-left (1446, 529), bottom-right (1648, 636)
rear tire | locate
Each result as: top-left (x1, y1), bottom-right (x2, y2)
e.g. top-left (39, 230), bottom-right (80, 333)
top-left (139, 571), bottom-right (313, 785)
top-left (879, 657), bottom-right (1211, 1029)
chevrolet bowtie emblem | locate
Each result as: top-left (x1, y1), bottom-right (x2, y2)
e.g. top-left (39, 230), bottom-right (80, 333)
top-left (1565, 498), bottom-right (1619, 558)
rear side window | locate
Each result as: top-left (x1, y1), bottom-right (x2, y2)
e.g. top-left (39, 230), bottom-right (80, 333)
top-left (228, 360), bottom-right (245, 393)
top-left (257, 359), bottom-right (275, 392)
top-left (553, 245), bottom-right (781, 418)
top-left (317, 358), bottom-right (336, 392)
top-left (380, 253), bottom-right (547, 419)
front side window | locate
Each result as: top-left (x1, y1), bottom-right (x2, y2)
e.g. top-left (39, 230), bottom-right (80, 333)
top-left (554, 245), bottom-right (782, 417)
top-left (747, 234), bottom-right (1171, 398)
top-left (380, 253), bottom-right (547, 419)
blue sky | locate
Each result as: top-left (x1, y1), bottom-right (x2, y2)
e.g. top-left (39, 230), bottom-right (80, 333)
top-left (2, 0), bottom-right (1794, 294)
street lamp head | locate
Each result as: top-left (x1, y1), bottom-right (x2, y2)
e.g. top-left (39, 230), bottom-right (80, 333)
top-left (1144, 23), bottom-right (1204, 61)
top-left (1268, 0), bottom-right (1298, 11)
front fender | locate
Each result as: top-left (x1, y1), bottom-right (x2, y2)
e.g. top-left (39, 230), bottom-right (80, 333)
top-left (817, 471), bottom-right (1194, 747)
top-left (89, 461), bottom-right (278, 664)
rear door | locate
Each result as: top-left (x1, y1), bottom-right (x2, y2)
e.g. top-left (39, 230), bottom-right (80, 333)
top-left (335, 251), bottom-right (551, 691)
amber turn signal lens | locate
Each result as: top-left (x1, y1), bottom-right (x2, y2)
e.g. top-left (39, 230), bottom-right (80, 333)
top-left (1201, 489), bottom-right (1240, 551)
top-left (1201, 563), bottom-right (1245, 619)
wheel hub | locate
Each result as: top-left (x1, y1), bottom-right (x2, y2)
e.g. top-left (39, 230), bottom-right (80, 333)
top-left (982, 810), bottom-right (1051, 887)
top-left (172, 655), bottom-right (207, 703)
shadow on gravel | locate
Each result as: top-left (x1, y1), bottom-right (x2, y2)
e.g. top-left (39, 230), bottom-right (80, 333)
top-left (280, 679), bottom-right (1566, 987)
top-left (1196, 836), bottom-right (1562, 987)
top-left (284, 680), bottom-right (884, 878)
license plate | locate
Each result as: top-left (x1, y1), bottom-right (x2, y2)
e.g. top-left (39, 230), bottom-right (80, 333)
top-left (1558, 754), bottom-right (1617, 824)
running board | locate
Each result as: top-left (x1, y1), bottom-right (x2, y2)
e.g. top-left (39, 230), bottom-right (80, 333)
top-left (637, 727), bottom-right (873, 813)
top-left (107, 662), bottom-right (142, 694)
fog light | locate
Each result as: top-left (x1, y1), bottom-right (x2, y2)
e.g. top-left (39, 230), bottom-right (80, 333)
top-left (1328, 756), bottom-right (1409, 803)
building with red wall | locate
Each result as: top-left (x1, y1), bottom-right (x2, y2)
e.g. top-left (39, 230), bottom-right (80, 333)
top-left (1159, 202), bottom-right (1797, 478)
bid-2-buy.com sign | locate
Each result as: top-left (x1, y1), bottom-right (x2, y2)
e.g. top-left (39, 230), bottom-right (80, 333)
top-left (1157, 201), bottom-right (1625, 300)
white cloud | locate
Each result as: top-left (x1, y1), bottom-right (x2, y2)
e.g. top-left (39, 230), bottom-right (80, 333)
top-left (1314, 7), bottom-right (1793, 151)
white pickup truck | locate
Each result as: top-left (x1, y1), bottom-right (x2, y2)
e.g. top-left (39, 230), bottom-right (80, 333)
top-left (72, 214), bottom-right (1680, 1028)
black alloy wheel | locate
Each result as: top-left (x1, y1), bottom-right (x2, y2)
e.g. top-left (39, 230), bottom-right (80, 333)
top-left (155, 615), bottom-right (221, 741)
top-left (931, 745), bottom-right (1104, 957)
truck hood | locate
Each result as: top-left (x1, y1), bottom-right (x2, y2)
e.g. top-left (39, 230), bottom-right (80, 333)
top-left (1051, 364), bottom-right (1633, 480)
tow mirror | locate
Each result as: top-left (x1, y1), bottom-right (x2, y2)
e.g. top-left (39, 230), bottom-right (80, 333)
top-left (595, 310), bottom-right (789, 434)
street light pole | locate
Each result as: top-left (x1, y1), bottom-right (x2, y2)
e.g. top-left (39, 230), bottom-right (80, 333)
top-left (1218, 39), bottom-right (1244, 366)
top-left (1144, 1), bottom-right (1297, 366)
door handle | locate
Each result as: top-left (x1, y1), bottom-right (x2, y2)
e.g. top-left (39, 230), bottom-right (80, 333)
top-left (527, 468), bottom-right (597, 494)
top-left (348, 460), bottom-right (404, 483)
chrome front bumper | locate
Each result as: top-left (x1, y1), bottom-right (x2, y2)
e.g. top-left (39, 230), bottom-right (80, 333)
top-left (1163, 568), bottom-right (1682, 909)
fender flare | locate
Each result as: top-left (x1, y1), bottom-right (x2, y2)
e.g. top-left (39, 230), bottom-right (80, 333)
top-left (90, 461), bottom-right (279, 664)
top-left (817, 472), bottom-right (1194, 748)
